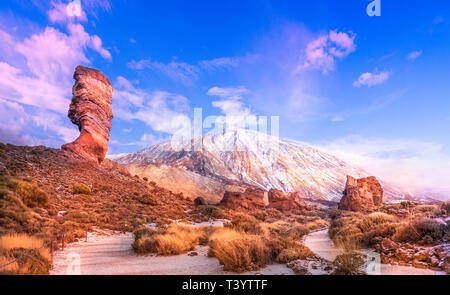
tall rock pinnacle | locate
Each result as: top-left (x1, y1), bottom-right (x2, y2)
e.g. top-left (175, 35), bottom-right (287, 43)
top-left (338, 175), bottom-right (383, 212)
top-left (62, 66), bottom-right (114, 163)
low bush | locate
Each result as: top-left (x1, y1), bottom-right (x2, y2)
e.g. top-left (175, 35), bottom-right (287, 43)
top-left (208, 228), bottom-right (271, 272)
top-left (392, 217), bottom-right (448, 244)
top-left (225, 213), bottom-right (265, 235)
top-left (441, 202), bottom-right (450, 215)
top-left (305, 219), bottom-right (330, 231)
top-left (72, 183), bottom-right (91, 195)
top-left (412, 204), bottom-right (442, 216)
top-left (275, 244), bottom-right (314, 263)
top-left (4, 177), bottom-right (49, 208)
top-left (200, 206), bottom-right (224, 219)
top-left (0, 234), bottom-right (51, 275)
top-left (132, 223), bottom-right (203, 255)
top-left (333, 252), bottom-right (366, 275)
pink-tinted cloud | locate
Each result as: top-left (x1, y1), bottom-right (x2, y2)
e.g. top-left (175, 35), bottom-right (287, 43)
top-left (0, 18), bottom-right (111, 146)
top-left (296, 30), bottom-right (356, 74)
top-left (353, 69), bottom-right (391, 87)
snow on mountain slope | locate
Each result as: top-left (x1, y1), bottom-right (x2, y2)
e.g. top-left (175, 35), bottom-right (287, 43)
top-left (117, 129), bottom-right (411, 202)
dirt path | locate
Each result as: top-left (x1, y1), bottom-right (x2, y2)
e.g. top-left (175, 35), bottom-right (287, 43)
top-left (304, 229), bottom-right (446, 275)
top-left (50, 231), bottom-right (294, 275)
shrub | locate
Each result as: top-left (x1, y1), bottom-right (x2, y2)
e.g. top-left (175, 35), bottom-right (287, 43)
top-left (392, 217), bottom-right (448, 244)
top-left (305, 219), bottom-right (330, 231)
top-left (132, 223), bottom-right (202, 255)
top-left (208, 228), bottom-right (271, 272)
top-left (0, 189), bottom-right (35, 224)
top-left (357, 212), bottom-right (396, 232)
top-left (7, 178), bottom-right (49, 208)
top-left (275, 244), bottom-right (314, 263)
top-left (362, 223), bottom-right (398, 246)
top-left (201, 206), bottom-right (224, 219)
top-left (441, 202), bottom-right (450, 215)
top-left (225, 213), bottom-right (265, 235)
top-left (413, 204), bottom-right (442, 216)
top-left (333, 252), bottom-right (366, 275)
top-left (0, 234), bottom-right (51, 275)
top-left (72, 183), bottom-right (91, 195)
top-left (331, 224), bottom-right (363, 251)
top-left (287, 225), bottom-right (310, 239)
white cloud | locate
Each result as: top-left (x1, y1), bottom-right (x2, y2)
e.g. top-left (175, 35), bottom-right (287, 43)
top-left (353, 70), bottom-right (391, 87)
top-left (30, 110), bottom-right (78, 143)
top-left (295, 30), bottom-right (356, 74)
top-left (207, 86), bottom-right (249, 100)
top-left (0, 98), bottom-right (77, 146)
top-left (207, 86), bottom-right (257, 128)
top-left (127, 59), bottom-right (199, 85)
top-left (0, 24), bottom-right (111, 114)
top-left (407, 50), bottom-right (423, 61)
top-left (113, 77), bottom-right (191, 136)
top-left (0, 16), bottom-right (110, 146)
top-left (316, 136), bottom-right (450, 199)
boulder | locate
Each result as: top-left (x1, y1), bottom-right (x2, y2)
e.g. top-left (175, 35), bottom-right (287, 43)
top-left (194, 196), bottom-right (207, 206)
top-left (380, 238), bottom-right (399, 253)
top-left (338, 175), bottom-right (383, 212)
top-left (62, 66), bottom-right (113, 163)
top-left (219, 188), bottom-right (266, 211)
top-left (268, 189), bottom-right (307, 213)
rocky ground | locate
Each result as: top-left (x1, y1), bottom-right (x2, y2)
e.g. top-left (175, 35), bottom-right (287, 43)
top-left (0, 143), bottom-right (195, 244)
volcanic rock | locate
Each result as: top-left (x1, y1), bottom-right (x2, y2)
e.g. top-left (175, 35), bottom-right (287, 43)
top-left (268, 189), bottom-right (307, 213)
top-left (62, 66), bottom-right (113, 163)
top-left (338, 175), bottom-right (383, 212)
top-left (194, 196), bottom-right (207, 206)
top-left (219, 188), bottom-right (266, 211)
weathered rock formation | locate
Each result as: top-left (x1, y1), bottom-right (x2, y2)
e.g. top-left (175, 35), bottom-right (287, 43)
top-left (338, 175), bottom-right (383, 212)
top-left (219, 188), bottom-right (267, 211)
top-left (378, 238), bottom-right (450, 273)
top-left (62, 66), bottom-right (113, 163)
top-left (268, 189), bottom-right (307, 213)
top-left (219, 187), bottom-right (308, 213)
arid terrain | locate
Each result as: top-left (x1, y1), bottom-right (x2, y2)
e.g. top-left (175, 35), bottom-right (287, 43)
top-left (1, 66), bottom-right (449, 276)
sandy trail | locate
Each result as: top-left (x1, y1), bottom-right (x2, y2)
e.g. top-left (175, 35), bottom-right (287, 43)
top-left (304, 229), bottom-right (446, 275)
top-left (50, 231), bottom-right (294, 275)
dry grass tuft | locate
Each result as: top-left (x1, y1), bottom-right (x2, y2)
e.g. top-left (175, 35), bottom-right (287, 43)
top-left (208, 228), bottom-right (271, 272)
top-left (392, 217), bottom-right (448, 244)
top-left (132, 223), bottom-right (204, 255)
top-left (225, 213), bottom-right (266, 235)
top-left (333, 252), bottom-right (366, 275)
top-left (0, 234), bottom-right (51, 275)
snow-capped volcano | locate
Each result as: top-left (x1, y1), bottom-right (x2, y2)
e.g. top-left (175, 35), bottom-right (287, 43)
top-left (116, 129), bottom-right (410, 202)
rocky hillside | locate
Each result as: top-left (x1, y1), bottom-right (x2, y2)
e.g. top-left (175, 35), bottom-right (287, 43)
top-left (0, 143), bottom-right (193, 242)
top-left (116, 129), bottom-right (411, 203)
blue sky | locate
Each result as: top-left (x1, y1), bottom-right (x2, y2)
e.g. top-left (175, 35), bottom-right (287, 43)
top-left (0, 0), bottom-right (449, 196)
